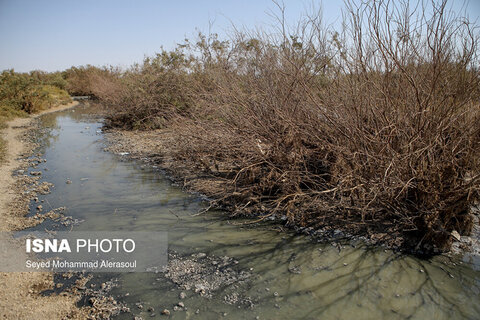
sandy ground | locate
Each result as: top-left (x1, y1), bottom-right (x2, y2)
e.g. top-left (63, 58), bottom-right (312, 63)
top-left (0, 101), bottom-right (90, 319)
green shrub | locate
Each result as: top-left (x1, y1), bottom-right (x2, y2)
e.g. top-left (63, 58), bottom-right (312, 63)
top-left (0, 70), bottom-right (71, 114)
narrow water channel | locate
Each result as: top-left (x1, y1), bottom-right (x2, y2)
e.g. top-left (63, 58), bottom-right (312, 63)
top-left (25, 104), bottom-right (480, 319)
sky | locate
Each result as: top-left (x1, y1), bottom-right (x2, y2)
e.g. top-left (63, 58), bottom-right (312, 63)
top-left (0, 0), bottom-right (479, 72)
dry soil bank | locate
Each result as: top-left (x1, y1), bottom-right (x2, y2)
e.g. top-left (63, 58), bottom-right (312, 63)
top-left (0, 101), bottom-right (90, 319)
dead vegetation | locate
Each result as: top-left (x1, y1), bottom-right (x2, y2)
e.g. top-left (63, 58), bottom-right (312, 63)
top-left (71, 0), bottom-right (480, 253)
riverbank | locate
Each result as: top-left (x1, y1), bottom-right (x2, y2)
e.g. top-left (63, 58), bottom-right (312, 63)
top-left (0, 101), bottom-right (78, 230)
top-left (0, 101), bottom-right (91, 319)
top-left (104, 127), bottom-right (480, 256)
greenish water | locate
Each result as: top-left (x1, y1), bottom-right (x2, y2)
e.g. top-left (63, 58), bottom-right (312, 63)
top-left (27, 104), bottom-right (480, 319)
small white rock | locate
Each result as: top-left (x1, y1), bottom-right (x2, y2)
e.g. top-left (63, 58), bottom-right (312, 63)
top-left (451, 230), bottom-right (461, 241)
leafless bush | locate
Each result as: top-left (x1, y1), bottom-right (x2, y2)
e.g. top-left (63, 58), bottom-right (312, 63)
top-left (91, 0), bottom-right (479, 253)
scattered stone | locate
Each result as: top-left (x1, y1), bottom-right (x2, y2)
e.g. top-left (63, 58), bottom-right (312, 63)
top-left (179, 291), bottom-right (186, 299)
top-left (82, 277), bottom-right (124, 318)
top-left (36, 182), bottom-right (53, 195)
top-left (177, 302), bottom-right (184, 308)
top-left (161, 309), bottom-right (170, 316)
top-left (147, 306), bottom-right (154, 312)
top-left (36, 205), bottom-right (42, 211)
top-left (195, 252), bottom-right (206, 259)
top-left (288, 266), bottom-right (301, 274)
top-left (194, 284), bottom-right (206, 294)
top-left (66, 179), bottom-right (72, 184)
top-left (30, 171), bottom-right (42, 176)
top-left (224, 293), bottom-right (239, 305)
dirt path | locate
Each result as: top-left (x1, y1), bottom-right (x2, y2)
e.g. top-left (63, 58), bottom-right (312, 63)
top-left (0, 101), bottom-right (89, 319)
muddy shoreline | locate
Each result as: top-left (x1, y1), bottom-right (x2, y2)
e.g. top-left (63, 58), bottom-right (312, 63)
top-left (0, 101), bottom-right (93, 319)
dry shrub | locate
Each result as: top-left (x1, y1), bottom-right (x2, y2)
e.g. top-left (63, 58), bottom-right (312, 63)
top-left (64, 65), bottom-right (112, 97)
top-left (316, 0), bottom-right (480, 250)
top-left (101, 50), bottom-right (200, 130)
top-left (94, 0), bottom-right (479, 253)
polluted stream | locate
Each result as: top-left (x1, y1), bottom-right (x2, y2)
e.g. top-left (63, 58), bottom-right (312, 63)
top-left (23, 104), bottom-right (480, 319)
